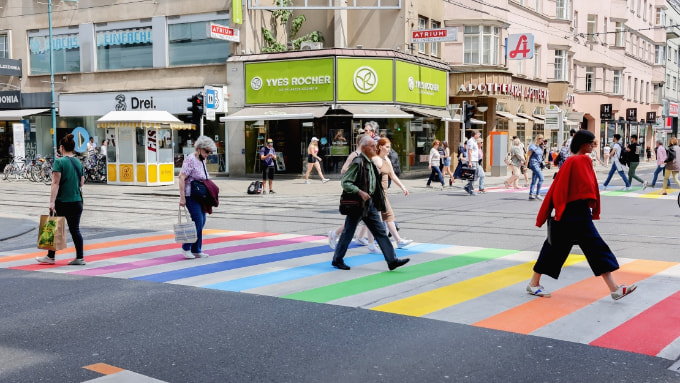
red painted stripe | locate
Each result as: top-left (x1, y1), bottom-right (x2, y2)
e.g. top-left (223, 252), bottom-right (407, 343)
top-left (590, 290), bottom-right (680, 356)
top-left (10, 232), bottom-right (279, 271)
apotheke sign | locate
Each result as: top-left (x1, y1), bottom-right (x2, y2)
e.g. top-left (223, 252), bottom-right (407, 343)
top-left (458, 82), bottom-right (548, 101)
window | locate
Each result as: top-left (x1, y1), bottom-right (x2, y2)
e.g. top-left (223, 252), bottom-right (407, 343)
top-left (554, 50), bottom-right (567, 80)
top-left (28, 32), bottom-right (80, 74)
top-left (656, 8), bottom-right (666, 25)
top-left (615, 22), bottom-right (625, 47)
top-left (574, 11), bottom-right (579, 32)
top-left (430, 20), bottom-right (440, 57)
top-left (556, 0), bottom-right (570, 20)
top-left (0, 33), bottom-right (7, 58)
top-left (534, 47), bottom-right (541, 78)
top-left (168, 18), bottom-right (230, 66)
top-left (675, 47), bottom-right (678, 64)
top-left (613, 70), bottom-right (622, 94)
top-left (418, 17), bottom-right (428, 53)
top-left (464, 26), bottom-right (499, 65)
top-left (585, 67), bottom-right (594, 92)
top-left (643, 0), bottom-right (647, 21)
top-left (535, 0), bottom-right (542, 13)
top-left (667, 74), bottom-right (671, 89)
top-left (673, 76), bottom-right (677, 91)
top-left (96, 26), bottom-right (153, 70)
top-left (587, 15), bottom-right (597, 42)
top-left (655, 45), bottom-right (665, 64)
top-left (604, 17), bottom-right (608, 43)
top-left (634, 77), bottom-right (638, 100)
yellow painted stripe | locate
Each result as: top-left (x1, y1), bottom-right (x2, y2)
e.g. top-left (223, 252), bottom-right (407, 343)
top-left (639, 188), bottom-right (678, 199)
top-left (83, 363), bottom-right (125, 375)
top-left (372, 254), bottom-right (586, 317)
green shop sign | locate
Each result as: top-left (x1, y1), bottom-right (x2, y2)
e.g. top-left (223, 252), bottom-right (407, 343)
top-left (336, 58), bottom-right (394, 103)
top-left (395, 61), bottom-right (447, 107)
top-left (245, 58), bottom-right (335, 104)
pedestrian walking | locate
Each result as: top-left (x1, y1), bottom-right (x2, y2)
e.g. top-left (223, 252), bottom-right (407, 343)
top-left (603, 144), bottom-right (611, 166)
top-left (452, 142), bottom-right (466, 182)
top-left (527, 134), bottom-right (546, 200)
top-left (305, 137), bottom-right (329, 184)
top-left (661, 137), bottom-right (680, 196)
top-left (441, 141), bottom-right (454, 186)
top-left (625, 135), bottom-right (647, 188)
top-left (589, 138), bottom-right (604, 167)
top-left (260, 138), bottom-right (277, 194)
top-left (648, 140), bottom-right (672, 189)
top-left (426, 140), bottom-right (445, 188)
top-left (527, 130), bottom-right (637, 300)
top-left (476, 139), bottom-right (486, 193)
top-left (178, 136), bottom-right (218, 259)
top-left (36, 134), bottom-right (86, 266)
top-left (646, 146), bottom-right (652, 162)
top-left (504, 137), bottom-right (524, 189)
top-left (331, 136), bottom-right (410, 271)
top-left (602, 134), bottom-right (631, 190)
top-left (374, 137), bottom-right (412, 248)
top-left (464, 130), bottom-right (481, 195)
top-left (517, 137), bottom-right (530, 187)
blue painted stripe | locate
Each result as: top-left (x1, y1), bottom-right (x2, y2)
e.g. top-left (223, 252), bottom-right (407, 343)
top-left (131, 243), bottom-right (360, 283)
top-left (203, 243), bottom-right (452, 292)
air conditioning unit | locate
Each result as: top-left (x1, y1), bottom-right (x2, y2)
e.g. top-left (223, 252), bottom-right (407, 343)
top-left (300, 41), bottom-right (323, 50)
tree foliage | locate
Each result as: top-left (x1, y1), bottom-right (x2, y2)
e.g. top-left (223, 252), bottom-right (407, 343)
top-left (261, 0), bottom-right (325, 52)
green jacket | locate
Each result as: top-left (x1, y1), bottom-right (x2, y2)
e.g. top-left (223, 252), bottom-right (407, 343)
top-left (341, 153), bottom-right (386, 215)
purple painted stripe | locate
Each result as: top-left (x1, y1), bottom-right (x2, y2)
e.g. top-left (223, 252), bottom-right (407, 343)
top-left (69, 235), bottom-right (324, 276)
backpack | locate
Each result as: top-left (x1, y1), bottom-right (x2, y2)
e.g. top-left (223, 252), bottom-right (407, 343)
top-left (666, 146), bottom-right (676, 164)
top-left (247, 180), bottom-right (262, 194)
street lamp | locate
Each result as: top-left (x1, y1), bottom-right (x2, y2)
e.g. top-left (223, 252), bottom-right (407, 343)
top-left (49, 0), bottom-right (57, 156)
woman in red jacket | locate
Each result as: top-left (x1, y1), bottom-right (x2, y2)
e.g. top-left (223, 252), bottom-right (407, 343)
top-left (527, 130), bottom-right (637, 301)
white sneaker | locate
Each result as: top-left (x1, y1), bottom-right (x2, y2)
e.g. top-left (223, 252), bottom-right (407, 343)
top-left (601, 185), bottom-right (608, 190)
top-left (642, 181), bottom-right (649, 190)
top-left (183, 250), bottom-right (195, 259)
top-left (526, 284), bottom-right (551, 297)
top-left (611, 283), bottom-right (637, 300)
top-left (35, 256), bottom-right (55, 265)
top-left (328, 230), bottom-right (338, 250)
top-left (355, 237), bottom-right (369, 246)
top-left (397, 239), bottom-right (413, 248)
top-left (322, 178), bottom-right (330, 183)
top-left (367, 243), bottom-right (378, 252)
top-left (535, 194), bottom-right (544, 200)
top-left (304, 180), bottom-right (310, 184)
top-left (193, 252), bottom-right (209, 258)
top-left (624, 186), bottom-right (632, 191)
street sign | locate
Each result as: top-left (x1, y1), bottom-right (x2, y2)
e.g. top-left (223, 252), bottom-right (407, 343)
top-left (507, 34), bottom-right (534, 60)
top-left (208, 23), bottom-right (240, 43)
top-left (600, 104), bottom-right (613, 120)
top-left (646, 111), bottom-right (657, 123)
top-left (626, 108), bottom-right (637, 122)
top-left (545, 105), bottom-right (563, 131)
top-left (411, 28), bottom-right (458, 43)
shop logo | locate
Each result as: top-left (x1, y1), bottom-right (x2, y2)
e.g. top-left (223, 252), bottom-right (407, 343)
top-left (353, 66), bottom-right (378, 94)
top-left (251, 76), bottom-right (263, 91)
top-left (115, 94), bottom-right (127, 111)
top-left (408, 76), bottom-right (415, 91)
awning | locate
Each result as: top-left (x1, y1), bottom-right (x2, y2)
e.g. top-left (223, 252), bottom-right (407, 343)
top-left (496, 111), bottom-right (528, 123)
top-left (96, 110), bottom-right (185, 129)
top-left (533, 114), bottom-right (545, 120)
top-left (0, 108), bottom-right (49, 120)
top-left (470, 118), bottom-right (486, 125)
top-left (221, 106), bottom-right (329, 121)
top-left (402, 106), bottom-right (453, 121)
top-left (516, 112), bottom-right (539, 122)
top-left (339, 104), bottom-right (413, 119)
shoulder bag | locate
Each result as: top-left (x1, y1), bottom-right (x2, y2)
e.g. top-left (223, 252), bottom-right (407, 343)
top-left (339, 158), bottom-right (367, 217)
top-left (190, 161), bottom-right (209, 203)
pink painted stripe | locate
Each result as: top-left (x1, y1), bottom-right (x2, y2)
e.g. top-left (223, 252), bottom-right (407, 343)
top-left (68, 235), bottom-right (324, 276)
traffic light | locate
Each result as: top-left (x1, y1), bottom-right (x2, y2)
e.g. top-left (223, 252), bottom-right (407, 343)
top-left (464, 102), bottom-right (476, 124)
top-left (186, 93), bottom-right (204, 125)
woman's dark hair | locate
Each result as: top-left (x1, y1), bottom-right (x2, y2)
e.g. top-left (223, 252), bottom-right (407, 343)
top-left (60, 134), bottom-right (76, 152)
top-left (570, 129), bottom-right (595, 154)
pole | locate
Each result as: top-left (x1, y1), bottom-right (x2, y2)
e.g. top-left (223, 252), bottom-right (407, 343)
top-left (49, 0), bottom-right (57, 156)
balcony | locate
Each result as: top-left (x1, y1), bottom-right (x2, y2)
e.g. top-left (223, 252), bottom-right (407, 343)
top-left (667, 24), bottom-right (680, 40)
top-left (610, 0), bottom-right (629, 21)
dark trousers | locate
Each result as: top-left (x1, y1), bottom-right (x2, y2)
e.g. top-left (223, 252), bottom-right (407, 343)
top-left (47, 201), bottom-right (84, 259)
top-left (333, 199), bottom-right (397, 265)
top-left (534, 202), bottom-right (619, 280)
top-left (427, 166), bottom-right (444, 186)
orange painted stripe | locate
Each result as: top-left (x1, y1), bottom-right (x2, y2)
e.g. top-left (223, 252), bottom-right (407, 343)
top-left (83, 363), bottom-right (125, 375)
top-left (0, 230), bottom-right (232, 264)
top-left (473, 259), bottom-right (676, 334)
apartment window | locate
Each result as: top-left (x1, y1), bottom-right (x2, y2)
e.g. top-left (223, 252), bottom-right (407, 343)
top-left (604, 17), bottom-right (608, 43)
top-left (615, 22), bottom-right (625, 47)
top-left (656, 8), bottom-right (666, 25)
top-left (0, 34), bottom-right (7, 58)
top-left (643, 0), bottom-right (647, 21)
top-left (634, 77), bottom-right (639, 101)
top-left (464, 26), bottom-right (499, 65)
top-left (675, 47), bottom-right (678, 64)
top-left (637, 0), bottom-right (641, 14)
top-left (535, 0), bottom-right (542, 13)
top-left (574, 12), bottom-right (579, 32)
top-left (96, 26), bottom-right (152, 70)
top-left (533, 47), bottom-right (541, 78)
top-left (585, 67), bottom-right (594, 92)
top-left (168, 18), bottom-right (230, 66)
top-left (638, 38), bottom-right (644, 57)
top-left (627, 76), bottom-right (632, 98)
top-left (430, 20), bottom-right (440, 57)
top-left (418, 16), bottom-right (428, 53)
top-left (28, 32), bottom-right (80, 74)
top-left (669, 45), bottom-right (673, 61)
top-left (556, 0), bottom-right (570, 20)
top-left (613, 70), bottom-right (622, 94)
top-left (554, 50), bottom-right (567, 80)
top-left (655, 45), bottom-right (665, 64)
top-left (667, 74), bottom-right (671, 89)
top-left (587, 15), bottom-right (597, 42)
top-left (674, 76), bottom-right (677, 91)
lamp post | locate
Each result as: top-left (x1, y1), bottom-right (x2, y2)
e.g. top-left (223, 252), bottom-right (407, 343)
top-left (49, 0), bottom-right (57, 156)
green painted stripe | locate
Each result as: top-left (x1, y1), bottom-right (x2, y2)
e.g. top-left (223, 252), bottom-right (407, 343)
top-left (282, 248), bottom-right (518, 303)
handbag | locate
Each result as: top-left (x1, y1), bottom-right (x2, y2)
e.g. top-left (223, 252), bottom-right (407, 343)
top-left (37, 212), bottom-right (67, 251)
top-left (460, 165), bottom-right (476, 180)
top-left (546, 217), bottom-right (556, 246)
top-left (174, 206), bottom-right (197, 244)
top-left (190, 161), bottom-right (209, 202)
top-left (339, 191), bottom-right (364, 217)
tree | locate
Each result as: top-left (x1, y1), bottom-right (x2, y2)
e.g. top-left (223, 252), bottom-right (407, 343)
top-left (261, 0), bottom-right (325, 52)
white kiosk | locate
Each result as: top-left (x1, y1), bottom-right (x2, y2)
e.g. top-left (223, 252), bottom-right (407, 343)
top-left (97, 111), bottom-right (193, 186)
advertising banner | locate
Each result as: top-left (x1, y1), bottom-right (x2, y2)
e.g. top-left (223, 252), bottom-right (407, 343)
top-left (0, 58), bottom-right (22, 77)
top-left (336, 58), bottom-right (393, 102)
top-left (395, 61), bottom-right (447, 107)
top-left (245, 58), bottom-right (334, 104)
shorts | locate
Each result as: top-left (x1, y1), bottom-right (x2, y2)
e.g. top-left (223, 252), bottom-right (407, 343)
top-left (307, 154), bottom-right (317, 164)
top-left (262, 166), bottom-right (275, 180)
top-left (443, 157), bottom-right (451, 166)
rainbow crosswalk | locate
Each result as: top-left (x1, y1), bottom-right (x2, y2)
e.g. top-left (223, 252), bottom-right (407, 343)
top-left (484, 183), bottom-right (680, 199)
top-left (3, 229), bottom-right (680, 360)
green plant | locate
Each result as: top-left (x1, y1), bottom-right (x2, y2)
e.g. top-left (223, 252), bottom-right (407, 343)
top-left (261, 0), bottom-right (324, 52)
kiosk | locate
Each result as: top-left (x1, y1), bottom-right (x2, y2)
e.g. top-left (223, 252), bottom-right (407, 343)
top-left (96, 111), bottom-right (193, 186)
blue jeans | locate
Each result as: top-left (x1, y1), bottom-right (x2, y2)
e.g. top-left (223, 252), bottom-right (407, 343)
top-left (333, 199), bottom-right (398, 266)
top-left (651, 165), bottom-right (671, 187)
top-left (603, 164), bottom-right (631, 187)
top-left (427, 166), bottom-right (444, 186)
top-left (47, 201), bottom-right (84, 259)
top-left (529, 163), bottom-right (544, 196)
top-left (476, 162), bottom-right (485, 190)
top-left (182, 197), bottom-right (206, 253)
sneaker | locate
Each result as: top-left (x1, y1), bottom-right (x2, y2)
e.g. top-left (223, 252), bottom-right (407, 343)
top-left (624, 186), bottom-right (632, 191)
top-left (355, 237), bottom-right (369, 246)
top-left (529, 195), bottom-right (536, 200)
top-left (35, 256), bottom-right (55, 265)
top-left (425, 184), bottom-right (433, 188)
top-left (449, 179), bottom-right (453, 186)
top-left (367, 243), bottom-right (378, 252)
top-left (469, 191), bottom-right (478, 196)
top-left (68, 258), bottom-right (86, 265)
top-left (304, 180), bottom-right (310, 184)
top-left (642, 181), bottom-right (648, 190)
top-left (322, 178), bottom-right (330, 183)
top-left (269, 190), bottom-right (276, 194)
top-left (261, 190), bottom-right (267, 195)
top-left (397, 239), bottom-right (413, 248)
top-left (193, 252), bottom-right (209, 258)
top-left (611, 283), bottom-right (637, 300)
top-left (328, 230), bottom-right (338, 250)
top-left (526, 284), bottom-right (551, 297)
top-left (601, 185), bottom-right (608, 190)
top-left (535, 194), bottom-right (544, 201)
top-left (478, 189), bottom-right (486, 194)
top-left (183, 250), bottom-right (195, 259)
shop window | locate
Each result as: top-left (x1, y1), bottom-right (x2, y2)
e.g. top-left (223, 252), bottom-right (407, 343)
top-left (0, 33), bottom-right (8, 58)
top-left (169, 18), bottom-right (231, 66)
top-left (28, 33), bottom-right (80, 74)
top-left (96, 27), bottom-right (152, 70)
top-left (495, 118), bottom-right (508, 131)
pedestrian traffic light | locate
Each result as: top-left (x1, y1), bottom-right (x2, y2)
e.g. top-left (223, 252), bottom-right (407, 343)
top-left (464, 103), bottom-right (476, 124)
top-left (186, 93), bottom-right (204, 126)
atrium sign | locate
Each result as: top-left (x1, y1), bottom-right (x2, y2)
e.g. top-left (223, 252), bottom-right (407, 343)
top-left (209, 23), bottom-right (240, 43)
top-left (411, 28), bottom-right (458, 43)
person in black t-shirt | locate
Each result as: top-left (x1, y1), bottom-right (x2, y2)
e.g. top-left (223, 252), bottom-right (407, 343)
top-left (625, 135), bottom-right (647, 188)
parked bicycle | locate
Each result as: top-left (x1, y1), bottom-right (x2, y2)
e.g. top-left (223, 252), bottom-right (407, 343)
top-left (82, 152), bottom-right (107, 183)
top-left (3, 156), bottom-right (28, 181)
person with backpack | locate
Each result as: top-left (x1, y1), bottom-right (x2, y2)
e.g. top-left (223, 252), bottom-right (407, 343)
top-left (601, 134), bottom-right (631, 191)
top-left (624, 135), bottom-right (647, 188)
top-left (260, 138), bottom-right (277, 194)
top-left (647, 140), bottom-right (672, 189)
top-left (661, 137), bottom-right (680, 196)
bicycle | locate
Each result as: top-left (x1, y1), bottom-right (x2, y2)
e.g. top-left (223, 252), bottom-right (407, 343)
top-left (3, 156), bottom-right (27, 182)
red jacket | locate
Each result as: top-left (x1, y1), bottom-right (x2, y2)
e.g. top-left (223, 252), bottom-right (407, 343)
top-left (202, 179), bottom-right (220, 214)
top-left (536, 154), bottom-right (600, 227)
